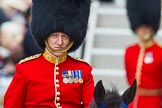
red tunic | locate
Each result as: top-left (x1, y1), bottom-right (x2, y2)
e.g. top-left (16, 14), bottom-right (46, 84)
top-left (4, 50), bottom-right (94, 108)
top-left (124, 43), bottom-right (162, 108)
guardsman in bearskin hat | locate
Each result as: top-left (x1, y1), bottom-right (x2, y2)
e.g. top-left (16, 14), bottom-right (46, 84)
top-left (125, 0), bottom-right (162, 108)
top-left (4, 0), bottom-right (94, 108)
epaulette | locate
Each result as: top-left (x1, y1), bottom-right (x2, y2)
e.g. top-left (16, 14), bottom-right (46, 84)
top-left (157, 42), bottom-right (162, 48)
top-left (19, 54), bottom-right (41, 64)
top-left (71, 56), bottom-right (90, 65)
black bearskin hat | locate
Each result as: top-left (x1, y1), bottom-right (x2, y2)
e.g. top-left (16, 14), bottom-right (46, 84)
top-left (126, 0), bottom-right (161, 34)
top-left (31, 0), bottom-right (91, 52)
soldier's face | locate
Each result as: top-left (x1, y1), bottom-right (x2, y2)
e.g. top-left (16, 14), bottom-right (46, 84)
top-left (135, 25), bottom-right (154, 42)
top-left (46, 32), bottom-right (70, 56)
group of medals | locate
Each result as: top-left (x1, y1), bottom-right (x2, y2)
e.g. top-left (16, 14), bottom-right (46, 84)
top-left (62, 70), bottom-right (83, 84)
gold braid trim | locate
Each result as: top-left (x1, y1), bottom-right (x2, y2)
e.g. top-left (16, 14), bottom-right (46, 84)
top-left (0, 98), bottom-right (3, 105)
top-left (156, 42), bottom-right (162, 48)
top-left (71, 56), bottom-right (90, 65)
top-left (19, 54), bottom-right (41, 64)
top-left (136, 44), bottom-right (145, 86)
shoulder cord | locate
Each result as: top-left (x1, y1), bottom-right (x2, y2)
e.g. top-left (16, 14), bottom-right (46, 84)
top-left (135, 44), bottom-right (145, 86)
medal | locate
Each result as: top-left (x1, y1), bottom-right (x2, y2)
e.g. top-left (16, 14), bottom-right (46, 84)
top-left (68, 77), bottom-right (73, 83)
top-left (62, 70), bottom-right (69, 83)
top-left (79, 79), bottom-right (83, 83)
top-left (68, 70), bottom-right (73, 83)
top-left (73, 70), bottom-right (78, 83)
top-left (78, 70), bottom-right (83, 83)
top-left (73, 78), bottom-right (78, 83)
top-left (63, 78), bottom-right (69, 84)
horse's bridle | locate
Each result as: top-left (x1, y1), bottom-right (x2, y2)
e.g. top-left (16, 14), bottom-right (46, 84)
top-left (98, 102), bottom-right (128, 108)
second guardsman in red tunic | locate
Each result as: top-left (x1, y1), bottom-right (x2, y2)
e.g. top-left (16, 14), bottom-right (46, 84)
top-left (125, 0), bottom-right (162, 108)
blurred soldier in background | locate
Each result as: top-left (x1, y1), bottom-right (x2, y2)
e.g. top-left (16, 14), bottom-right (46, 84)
top-left (125, 0), bottom-right (162, 108)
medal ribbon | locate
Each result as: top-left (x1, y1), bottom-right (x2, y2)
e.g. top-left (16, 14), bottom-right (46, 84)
top-left (78, 70), bottom-right (82, 79)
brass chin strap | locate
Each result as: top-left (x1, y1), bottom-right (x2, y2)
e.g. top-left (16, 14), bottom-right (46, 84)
top-left (143, 33), bottom-right (152, 40)
top-left (45, 40), bottom-right (74, 53)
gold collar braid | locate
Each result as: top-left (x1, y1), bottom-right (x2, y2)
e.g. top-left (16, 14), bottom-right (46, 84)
top-left (43, 49), bottom-right (67, 64)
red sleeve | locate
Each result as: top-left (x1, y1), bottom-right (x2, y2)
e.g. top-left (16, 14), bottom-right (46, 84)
top-left (124, 47), bottom-right (135, 86)
top-left (82, 66), bottom-right (94, 108)
top-left (4, 64), bottom-right (27, 108)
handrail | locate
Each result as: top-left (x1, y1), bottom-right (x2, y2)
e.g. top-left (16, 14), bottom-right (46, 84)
top-left (83, 1), bottom-right (100, 63)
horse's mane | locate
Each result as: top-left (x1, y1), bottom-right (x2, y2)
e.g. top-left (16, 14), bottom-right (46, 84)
top-left (90, 88), bottom-right (122, 108)
top-left (104, 89), bottom-right (122, 107)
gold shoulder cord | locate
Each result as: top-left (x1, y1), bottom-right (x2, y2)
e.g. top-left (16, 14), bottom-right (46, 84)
top-left (157, 42), bottom-right (162, 48)
top-left (136, 44), bottom-right (145, 86)
top-left (19, 54), bottom-right (41, 64)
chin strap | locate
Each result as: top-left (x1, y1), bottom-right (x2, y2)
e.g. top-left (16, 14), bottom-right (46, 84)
top-left (143, 33), bottom-right (153, 40)
top-left (44, 40), bottom-right (73, 53)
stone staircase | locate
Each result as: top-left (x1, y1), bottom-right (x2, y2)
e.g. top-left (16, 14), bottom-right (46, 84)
top-left (83, 0), bottom-right (162, 93)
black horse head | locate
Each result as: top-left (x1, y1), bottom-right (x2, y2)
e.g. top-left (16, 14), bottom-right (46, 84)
top-left (89, 80), bottom-right (136, 108)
